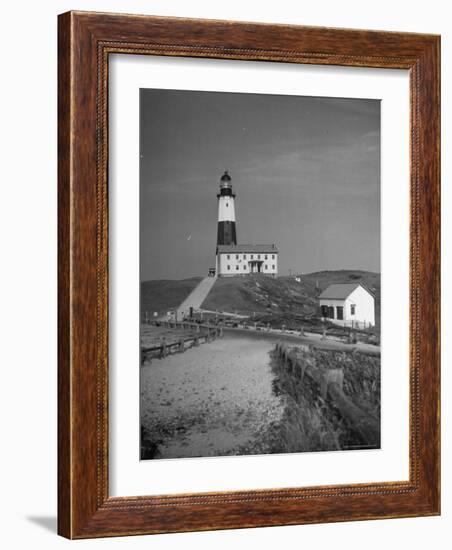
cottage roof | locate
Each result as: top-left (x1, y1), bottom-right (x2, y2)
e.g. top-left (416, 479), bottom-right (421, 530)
top-left (318, 283), bottom-right (369, 300)
top-left (217, 244), bottom-right (278, 254)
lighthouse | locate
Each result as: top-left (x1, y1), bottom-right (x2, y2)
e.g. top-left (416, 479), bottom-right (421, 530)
top-left (215, 170), bottom-right (279, 278)
top-left (217, 170), bottom-right (237, 246)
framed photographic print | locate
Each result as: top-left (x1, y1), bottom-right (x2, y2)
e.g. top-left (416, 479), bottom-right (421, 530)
top-left (58, 11), bottom-right (440, 538)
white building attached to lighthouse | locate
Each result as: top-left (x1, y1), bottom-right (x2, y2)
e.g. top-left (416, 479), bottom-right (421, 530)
top-left (216, 244), bottom-right (279, 277)
top-left (214, 171), bottom-right (279, 278)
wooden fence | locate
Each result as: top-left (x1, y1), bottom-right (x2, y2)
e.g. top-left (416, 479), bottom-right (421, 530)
top-left (146, 318), bottom-right (379, 357)
top-left (275, 342), bottom-right (380, 447)
top-left (141, 323), bottom-right (223, 364)
top-left (143, 309), bottom-right (379, 346)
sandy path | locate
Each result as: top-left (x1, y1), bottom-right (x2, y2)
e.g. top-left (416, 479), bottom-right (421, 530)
top-left (141, 334), bottom-right (284, 459)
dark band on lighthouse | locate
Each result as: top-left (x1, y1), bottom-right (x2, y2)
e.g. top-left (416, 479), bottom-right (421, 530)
top-left (217, 170), bottom-right (237, 246)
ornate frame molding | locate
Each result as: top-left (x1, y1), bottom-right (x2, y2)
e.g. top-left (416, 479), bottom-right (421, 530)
top-left (58, 11), bottom-right (440, 538)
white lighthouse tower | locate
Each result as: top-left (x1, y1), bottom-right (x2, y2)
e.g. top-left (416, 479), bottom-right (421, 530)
top-left (214, 170), bottom-right (279, 278)
top-left (216, 170), bottom-right (237, 246)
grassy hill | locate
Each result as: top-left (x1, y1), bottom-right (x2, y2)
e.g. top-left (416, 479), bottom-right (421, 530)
top-left (203, 271), bottom-right (379, 318)
top-left (141, 270), bottom-right (380, 326)
top-left (141, 277), bottom-right (201, 316)
top-left (202, 274), bottom-right (318, 316)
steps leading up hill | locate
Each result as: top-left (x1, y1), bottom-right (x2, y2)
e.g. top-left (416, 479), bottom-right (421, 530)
top-left (176, 276), bottom-right (217, 320)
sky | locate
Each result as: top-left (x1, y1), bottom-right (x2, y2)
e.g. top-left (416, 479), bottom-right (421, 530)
top-left (140, 89), bottom-right (380, 281)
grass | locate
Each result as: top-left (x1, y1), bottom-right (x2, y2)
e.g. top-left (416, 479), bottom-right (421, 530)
top-left (202, 270), bottom-right (380, 328)
top-left (202, 273), bottom-right (318, 315)
top-left (142, 270), bottom-right (380, 327)
top-left (268, 346), bottom-right (380, 453)
top-left (141, 277), bottom-right (202, 317)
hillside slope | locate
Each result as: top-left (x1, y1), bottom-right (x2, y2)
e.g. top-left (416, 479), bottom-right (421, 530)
top-left (141, 277), bottom-right (202, 316)
top-left (141, 270), bottom-right (380, 325)
top-left (201, 274), bottom-right (318, 316)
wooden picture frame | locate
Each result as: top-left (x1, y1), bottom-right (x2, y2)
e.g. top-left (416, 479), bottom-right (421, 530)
top-left (58, 11), bottom-right (440, 539)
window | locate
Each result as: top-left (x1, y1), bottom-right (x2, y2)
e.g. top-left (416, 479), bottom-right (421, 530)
top-left (236, 254), bottom-right (239, 259)
top-left (251, 255), bottom-right (254, 259)
top-left (227, 265), bottom-right (230, 270)
top-left (336, 306), bottom-right (344, 320)
top-left (227, 254), bottom-right (230, 259)
top-left (258, 254), bottom-right (261, 259)
top-left (264, 265), bottom-right (267, 270)
top-left (243, 254), bottom-right (246, 259)
top-left (272, 254), bottom-right (275, 259)
top-left (265, 255), bottom-right (268, 259)
top-left (243, 264), bottom-right (247, 270)
top-left (272, 265), bottom-right (275, 270)
top-left (236, 265), bottom-right (239, 270)
top-left (351, 304), bottom-right (356, 315)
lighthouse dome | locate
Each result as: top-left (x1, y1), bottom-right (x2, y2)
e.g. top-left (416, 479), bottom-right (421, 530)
top-left (220, 170), bottom-right (232, 189)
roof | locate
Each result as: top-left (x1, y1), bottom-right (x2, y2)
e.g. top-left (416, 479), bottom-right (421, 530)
top-left (318, 283), bottom-right (370, 300)
top-left (217, 244), bottom-right (278, 254)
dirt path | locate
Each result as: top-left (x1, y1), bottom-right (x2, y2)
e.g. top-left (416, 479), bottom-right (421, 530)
top-left (141, 334), bottom-right (284, 459)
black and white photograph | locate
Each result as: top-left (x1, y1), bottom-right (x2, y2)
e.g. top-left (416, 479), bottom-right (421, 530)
top-left (140, 88), bottom-right (381, 460)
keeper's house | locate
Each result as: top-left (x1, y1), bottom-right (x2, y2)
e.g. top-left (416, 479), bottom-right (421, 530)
top-left (318, 283), bottom-right (375, 328)
top-left (216, 244), bottom-right (278, 277)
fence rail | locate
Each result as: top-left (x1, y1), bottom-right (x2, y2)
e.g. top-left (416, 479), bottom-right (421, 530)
top-left (144, 318), bottom-right (380, 356)
top-left (275, 342), bottom-right (380, 447)
top-left (144, 308), bottom-right (376, 333)
top-left (141, 322), bottom-right (223, 364)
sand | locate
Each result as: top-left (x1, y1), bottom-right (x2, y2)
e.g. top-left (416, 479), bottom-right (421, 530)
top-left (140, 334), bottom-right (285, 459)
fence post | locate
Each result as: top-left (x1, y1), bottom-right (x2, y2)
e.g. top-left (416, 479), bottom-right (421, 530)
top-left (287, 351), bottom-right (294, 372)
top-left (160, 337), bottom-right (167, 358)
top-left (194, 335), bottom-right (199, 346)
top-left (299, 358), bottom-right (307, 381)
top-left (178, 337), bottom-right (184, 353)
top-left (321, 368), bottom-right (344, 399)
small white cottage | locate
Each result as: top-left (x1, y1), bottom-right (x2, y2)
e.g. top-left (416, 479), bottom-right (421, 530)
top-left (318, 283), bottom-right (375, 328)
